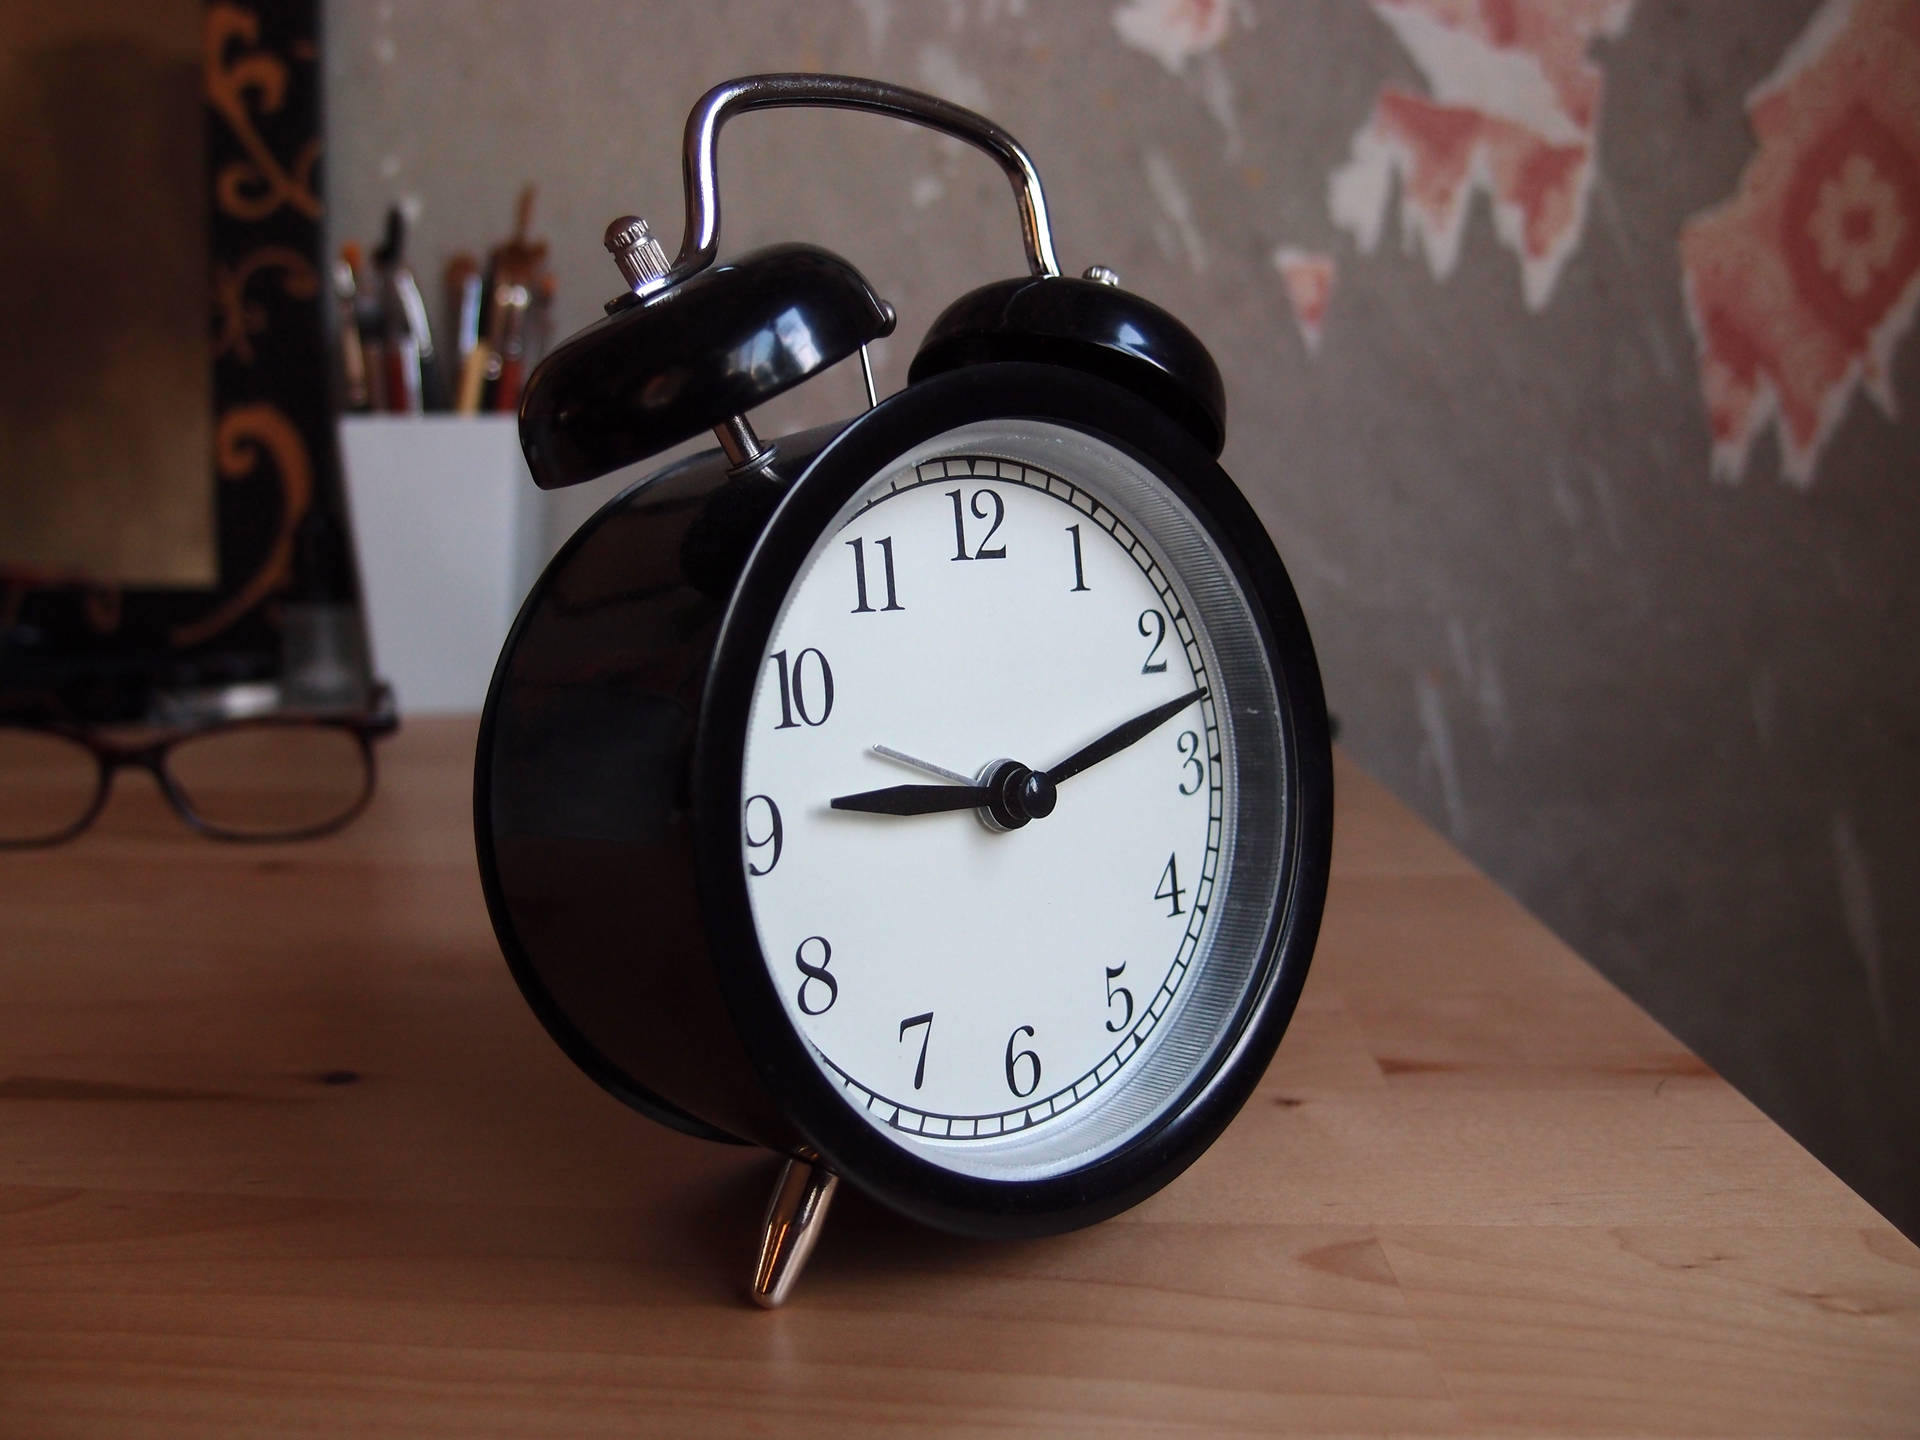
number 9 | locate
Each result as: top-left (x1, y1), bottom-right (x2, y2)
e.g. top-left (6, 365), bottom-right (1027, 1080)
top-left (745, 793), bottom-right (783, 876)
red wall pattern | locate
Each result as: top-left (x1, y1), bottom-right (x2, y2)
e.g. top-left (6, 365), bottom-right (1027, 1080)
top-left (1327, 0), bottom-right (1635, 312)
top-left (1680, 0), bottom-right (1920, 487)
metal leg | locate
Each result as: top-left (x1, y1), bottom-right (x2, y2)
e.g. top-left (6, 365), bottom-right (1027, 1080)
top-left (750, 1156), bottom-right (839, 1308)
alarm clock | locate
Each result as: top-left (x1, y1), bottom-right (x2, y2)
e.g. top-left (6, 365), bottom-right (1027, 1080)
top-left (475, 74), bottom-right (1333, 1306)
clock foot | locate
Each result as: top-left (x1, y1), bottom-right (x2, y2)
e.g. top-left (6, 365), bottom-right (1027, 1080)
top-left (749, 1156), bottom-right (839, 1308)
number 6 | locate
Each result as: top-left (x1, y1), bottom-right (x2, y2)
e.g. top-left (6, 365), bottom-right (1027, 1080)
top-left (1004, 1025), bottom-right (1041, 1098)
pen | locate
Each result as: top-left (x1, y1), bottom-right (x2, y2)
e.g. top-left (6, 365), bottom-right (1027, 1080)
top-left (331, 250), bottom-right (369, 411)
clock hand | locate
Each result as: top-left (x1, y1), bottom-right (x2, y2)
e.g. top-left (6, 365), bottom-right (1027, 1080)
top-left (833, 746), bottom-right (986, 815)
top-left (870, 744), bottom-right (975, 786)
top-left (1045, 686), bottom-right (1208, 786)
top-left (831, 757), bottom-right (1056, 827)
top-left (830, 783), bottom-right (994, 816)
top-left (834, 689), bottom-right (1206, 820)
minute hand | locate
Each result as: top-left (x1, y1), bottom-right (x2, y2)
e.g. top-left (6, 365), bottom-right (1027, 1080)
top-left (1046, 686), bottom-right (1208, 786)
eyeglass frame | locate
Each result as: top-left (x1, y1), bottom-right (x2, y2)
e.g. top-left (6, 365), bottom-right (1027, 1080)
top-left (0, 682), bottom-right (399, 848)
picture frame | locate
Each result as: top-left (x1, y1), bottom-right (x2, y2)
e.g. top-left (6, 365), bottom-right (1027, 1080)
top-left (0, 0), bottom-right (363, 721)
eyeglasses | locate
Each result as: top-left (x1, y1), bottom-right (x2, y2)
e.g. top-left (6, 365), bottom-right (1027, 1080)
top-left (0, 685), bottom-right (398, 847)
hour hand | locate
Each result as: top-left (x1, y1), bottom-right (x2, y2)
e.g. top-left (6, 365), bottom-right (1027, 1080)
top-left (830, 783), bottom-right (994, 816)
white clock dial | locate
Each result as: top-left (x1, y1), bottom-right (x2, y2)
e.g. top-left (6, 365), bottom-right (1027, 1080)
top-left (741, 420), bottom-right (1278, 1178)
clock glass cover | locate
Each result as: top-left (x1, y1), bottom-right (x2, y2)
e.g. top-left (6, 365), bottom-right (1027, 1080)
top-left (739, 418), bottom-right (1292, 1182)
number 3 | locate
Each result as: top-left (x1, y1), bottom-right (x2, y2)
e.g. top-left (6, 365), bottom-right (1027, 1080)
top-left (1177, 730), bottom-right (1204, 796)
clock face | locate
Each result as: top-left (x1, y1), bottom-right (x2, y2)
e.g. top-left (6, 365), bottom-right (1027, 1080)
top-left (738, 417), bottom-right (1292, 1181)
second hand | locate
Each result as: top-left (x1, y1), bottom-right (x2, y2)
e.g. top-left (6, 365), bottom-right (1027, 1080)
top-left (870, 744), bottom-right (975, 786)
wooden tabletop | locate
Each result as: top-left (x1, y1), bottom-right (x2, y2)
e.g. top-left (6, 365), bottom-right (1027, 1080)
top-left (2, 717), bottom-right (1915, 1437)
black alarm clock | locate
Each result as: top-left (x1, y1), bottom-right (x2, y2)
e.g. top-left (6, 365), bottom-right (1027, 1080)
top-left (475, 74), bottom-right (1333, 1306)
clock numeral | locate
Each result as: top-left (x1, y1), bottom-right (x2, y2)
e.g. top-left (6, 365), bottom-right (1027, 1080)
top-left (744, 794), bottom-right (783, 876)
top-left (847, 535), bottom-right (904, 613)
top-left (946, 487), bottom-right (1007, 561)
top-left (793, 935), bottom-right (838, 1016)
top-left (1138, 608), bottom-right (1169, 674)
top-left (898, 1011), bottom-right (934, 1090)
top-left (1155, 852), bottom-right (1186, 917)
top-left (770, 647), bottom-right (834, 729)
top-left (1177, 730), bottom-right (1205, 795)
top-left (1065, 524), bottom-right (1090, 592)
top-left (1104, 965), bottom-right (1134, 1033)
top-left (1004, 1024), bottom-right (1042, 1098)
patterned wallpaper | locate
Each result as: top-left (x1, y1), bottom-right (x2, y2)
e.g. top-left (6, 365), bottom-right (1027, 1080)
top-left (1115, 0), bottom-right (1920, 489)
top-left (1681, 0), bottom-right (1919, 486)
top-left (327, 0), bottom-right (1920, 1235)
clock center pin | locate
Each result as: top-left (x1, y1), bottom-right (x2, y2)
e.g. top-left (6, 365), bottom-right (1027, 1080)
top-left (979, 759), bottom-right (1056, 830)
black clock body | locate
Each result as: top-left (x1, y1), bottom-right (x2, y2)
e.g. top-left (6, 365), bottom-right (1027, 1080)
top-left (476, 262), bottom-right (1333, 1239)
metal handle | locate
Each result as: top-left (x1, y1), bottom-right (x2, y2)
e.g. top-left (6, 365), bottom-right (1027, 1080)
top-left (667, 73), bottom-right (1062, 287)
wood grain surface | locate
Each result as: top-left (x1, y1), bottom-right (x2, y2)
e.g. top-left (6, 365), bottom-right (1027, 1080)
top-left (2, 718), bottom-right (1914, 1437)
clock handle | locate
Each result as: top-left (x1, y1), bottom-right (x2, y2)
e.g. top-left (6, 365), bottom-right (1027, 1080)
top-left (749, 1155), bottom-right (841, 1309)
top-left (665, 73), bottom-right (1062, 289)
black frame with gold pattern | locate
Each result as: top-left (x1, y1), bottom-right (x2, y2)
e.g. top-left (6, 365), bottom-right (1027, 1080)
top-left (0, 0), bottom-right (360, 721)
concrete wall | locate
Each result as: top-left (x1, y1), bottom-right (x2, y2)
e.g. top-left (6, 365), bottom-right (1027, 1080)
top-left (325, 0), bottom-right (1920, 1235)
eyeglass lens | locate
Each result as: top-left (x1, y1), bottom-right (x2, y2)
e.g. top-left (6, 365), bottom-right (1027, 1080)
top-left (0, 729), bottom-right (102, 844)
top-left (164, 725), bottom-right (371, 838)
